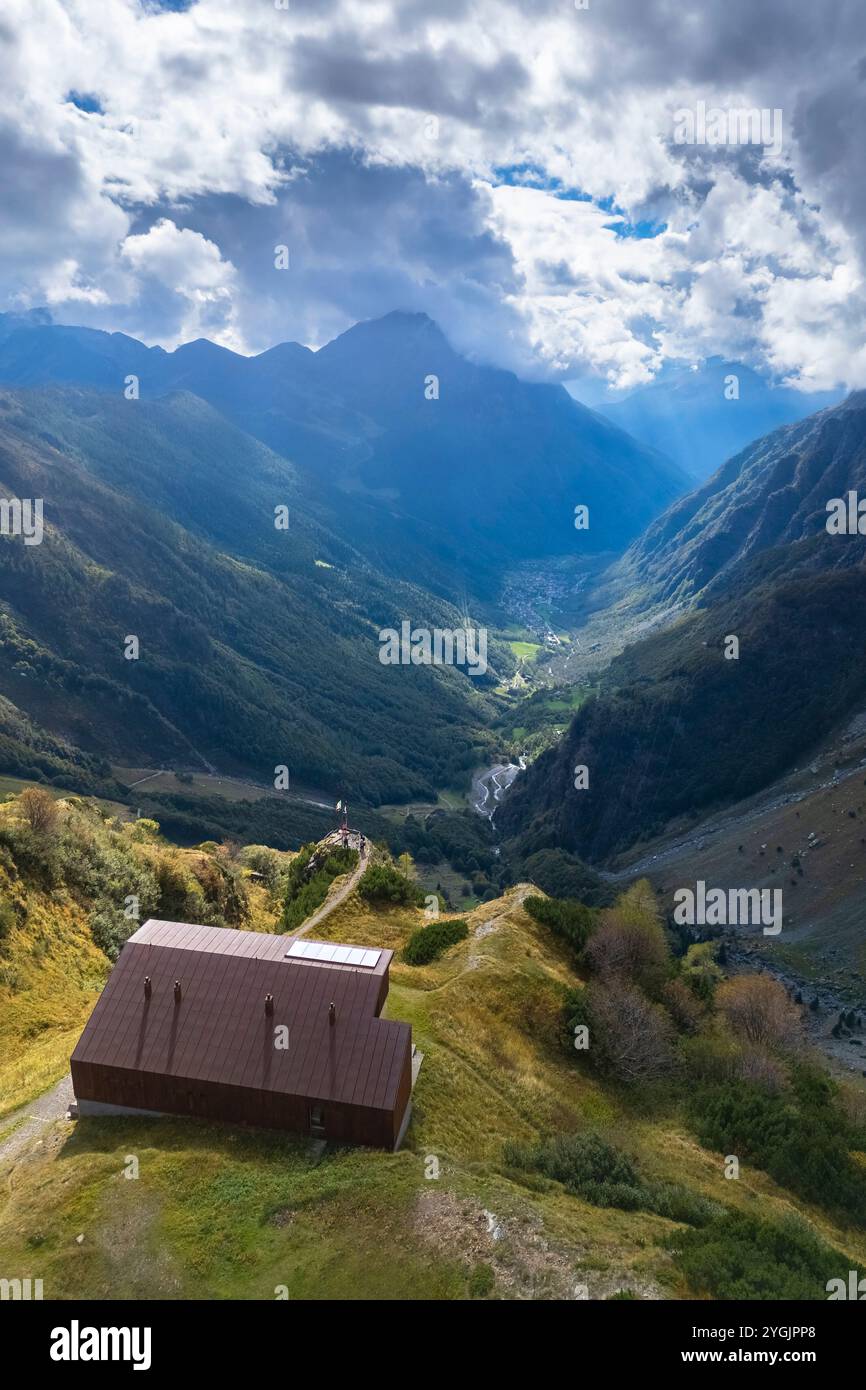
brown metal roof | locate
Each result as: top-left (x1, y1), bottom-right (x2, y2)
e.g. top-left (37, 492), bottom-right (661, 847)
top-left (126, 919), bottom-right (391, 976)
top-left (72, 919), bottom-right (408, 1111)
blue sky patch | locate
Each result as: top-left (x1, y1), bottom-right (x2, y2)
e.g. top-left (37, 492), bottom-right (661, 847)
top-left (66, 91), bottom-right (104, 115)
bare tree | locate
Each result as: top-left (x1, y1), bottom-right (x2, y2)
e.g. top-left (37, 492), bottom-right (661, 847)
top-left (587, 980), bottom-right (677, 1084)
top-left (736, 1045), bottom-right (788, 1093)
top-left (585, 911), bottom-right (669, 991)
top-left (18, 786), bottom-right (59, 835)
top-left (716, 974), bottom-right (801, 1051)
top-left (661, 977), bottom-right (704, 1034)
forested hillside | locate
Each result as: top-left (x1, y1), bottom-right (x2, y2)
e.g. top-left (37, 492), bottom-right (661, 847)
top-left (500, 560), bottom-right (866, 864)
top-left (610, 392), bottom-right (866, 611)
top-left (0, 310), bottom-right (687, 602)
top-left (0, 388), bottom-right (501, 805)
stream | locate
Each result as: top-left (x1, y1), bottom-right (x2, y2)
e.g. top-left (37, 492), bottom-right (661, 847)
top-left (470, 760), bottom-right (525, 821)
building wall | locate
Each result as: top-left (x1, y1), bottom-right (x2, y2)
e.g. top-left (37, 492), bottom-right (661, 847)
top-left (71, 1049), bottom-right (411, 1150)
top-left (388, 1046), bottom-right (413, 1149)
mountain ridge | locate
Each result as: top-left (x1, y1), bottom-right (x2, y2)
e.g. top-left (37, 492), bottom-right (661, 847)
top-left (598, 354), bottom-right (843, 482)
top-left (0, 309), bottom-right (689, 604)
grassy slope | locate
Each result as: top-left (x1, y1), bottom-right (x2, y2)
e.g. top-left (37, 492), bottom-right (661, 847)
top-left (0, 864), bottom-right (106, 1117)
top-left (0, 799), bottom-right (287, 1118)
top-left (2, 877), bottom-right (865, 1300)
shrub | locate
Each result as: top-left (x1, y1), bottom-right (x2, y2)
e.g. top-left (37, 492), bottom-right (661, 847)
top-left (504, 1131), bottom-right (639, 1192)
top-left (403, 918), bottom-right (468, 965)
top-left (716, 974), bottom-right (802, 1050)
top-left (281, 846), bottom-right (358, 933)
top-left (358, 862), bottom-right (426, 908)
top-left (468, 1263), bottom-right (495, 1299)
top-left (687, 1066), bottom-right (866, 1224)
top-left (89, 906), bottom-right (134, 961)
top-left (504, 1131), bottom-right (716, 1225)
top-left (240, 844), bottom-right (284, 890)
top-left (580, 980), bottom-right (677, 1085)
top-left (523, 895), bottom-right (596, 955)
top-left (680, 941), bottom-right (724, 1001)
top-left (585, 910), bottom-right (669, 992)
top-left (667, 1211), bottom-right (848, 1300)
top-left (18, 786), bottom-right (59, 835)
top-left (661, 978), bottom-right (704, 1034)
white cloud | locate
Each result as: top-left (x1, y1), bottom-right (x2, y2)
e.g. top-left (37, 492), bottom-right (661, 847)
top-left (120, 217), bottom-right (242, 349)
top-left (0, 0), bottom-right (865, 387)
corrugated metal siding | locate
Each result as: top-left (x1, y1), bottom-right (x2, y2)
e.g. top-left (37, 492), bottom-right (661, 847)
top-left (71, 919), bottom-right (411, 1148)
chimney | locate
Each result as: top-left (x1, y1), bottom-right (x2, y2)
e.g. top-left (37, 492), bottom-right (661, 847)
top-left (174, 980), bottom-right (182, 1005)
top-left (144, 976), bottom-right (152, 1000)
top-left (329, 1001), bottom-right (336, 1027)
top-left (265, 993), bottom-right (274, 1016)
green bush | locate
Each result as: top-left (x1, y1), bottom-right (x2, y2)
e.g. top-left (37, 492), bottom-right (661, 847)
top-left (0, 897), bottom-right (16, 941)
top-left (89, 906), bottom-right (134, 961)
top-left (503, 1131), bottom-right (717, 1225)
top-left (467, 1263), bottom-right (495, 1299)
top-left (524, 894), bottom-right (597, 955)
top-left (281, 845), bottom-right (358, 933)
top-left (667, 1211), bottom-right (848, 1300)
top-left (687, 1066), bottom-right (866, 1226)
top-left (240, 844), bottom-right (284, 891)
top-left (504, 1131), bottom-right (639, 1191)
top-left (358, 862), bottom-right (426, 908)
top-left (403, 917), bottom-right (468, 965)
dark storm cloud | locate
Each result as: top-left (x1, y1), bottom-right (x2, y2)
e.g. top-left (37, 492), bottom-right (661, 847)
top-left (144, 150), bottom-right (524, 359)
top-left (0, 120), bottom-right (82, 225)
top-left (290, 33), bottom-right (528, 120)
top-left (794, 61), bottom-right (866, 266)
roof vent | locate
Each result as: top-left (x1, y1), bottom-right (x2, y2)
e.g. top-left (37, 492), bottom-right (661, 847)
top-left (144, 976), bottom-right (152, 1000)
top-left (174, 980), bottom-right (182, 1004)
top-left (265, 993), bottom-right (274, 1015)
top-left (329, 1001), bottom-right (336, 1027)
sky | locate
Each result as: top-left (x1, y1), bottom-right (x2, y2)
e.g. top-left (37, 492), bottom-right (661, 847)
top-left (2, 0), bottom-right (866, 391)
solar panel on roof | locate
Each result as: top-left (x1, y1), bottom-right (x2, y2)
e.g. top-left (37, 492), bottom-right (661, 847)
top-left (285, 939), bottom-right (381, 968)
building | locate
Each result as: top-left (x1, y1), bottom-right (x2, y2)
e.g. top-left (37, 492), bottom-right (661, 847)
top-left (70, 919), bottom-right (415, 1150)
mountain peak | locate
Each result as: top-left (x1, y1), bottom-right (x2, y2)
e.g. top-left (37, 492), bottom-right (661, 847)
top-left (171, 337), bottom-right (243, 364)
top-left (319, 308), bottom-right (447, 352)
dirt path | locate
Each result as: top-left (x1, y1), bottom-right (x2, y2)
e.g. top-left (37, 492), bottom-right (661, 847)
top-left (294, 833), bottom-right (370, 938)
top-left (0, 1073), bottom-right (74, 1172)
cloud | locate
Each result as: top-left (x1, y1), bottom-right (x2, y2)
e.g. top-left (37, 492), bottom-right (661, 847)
top-left (0, 0), bottom-right (864, 389)
top-left (120, 218), bottom-right (241, 347)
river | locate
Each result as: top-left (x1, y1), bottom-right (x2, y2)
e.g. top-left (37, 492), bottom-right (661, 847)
top-left (470, 760), bottom-right (525, 821)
